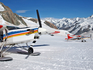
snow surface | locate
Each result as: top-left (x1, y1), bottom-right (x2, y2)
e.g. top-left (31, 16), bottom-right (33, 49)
top-left (0, 35), bottom-right (93, 70)
top-left (0, 15), bottom-right (6, 24)
top-left (0, 15), bottom-right (16, 26)
top-left (0, 4), bottom-right (5, 11)
top-left (23, 18), bottom-right (38, 28)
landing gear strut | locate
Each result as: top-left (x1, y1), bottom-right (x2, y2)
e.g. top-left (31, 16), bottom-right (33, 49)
top-left (0, 52), bottom-right (3, 57)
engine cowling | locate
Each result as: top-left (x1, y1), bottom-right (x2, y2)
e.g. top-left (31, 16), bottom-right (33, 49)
top-left (38, 28), bottom-right (47, 35)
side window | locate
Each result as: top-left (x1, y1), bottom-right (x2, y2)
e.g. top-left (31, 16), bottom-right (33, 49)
top-left (6, 26), bottom-right (20, 30)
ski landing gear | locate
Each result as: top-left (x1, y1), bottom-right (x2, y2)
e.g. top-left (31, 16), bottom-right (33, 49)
top-left (81, 40), bottom-right (86, 42)
top-left (0, 52), bottom-right (13, 61)
top-left (0, 56), bottom-right (13, 61)
top-left (27, 47), bottom-right (40, 56)
top-left (18, 47), bottom-right (40, 57)
top-left (17, 43), bottom-right (40, 56)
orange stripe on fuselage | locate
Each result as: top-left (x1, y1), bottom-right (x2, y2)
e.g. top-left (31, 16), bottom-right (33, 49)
top-left (3, 30), bottom-right (38, 39)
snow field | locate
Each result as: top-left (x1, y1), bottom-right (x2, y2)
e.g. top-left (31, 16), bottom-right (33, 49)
top-left (0, 35), bottom-right (93, 70)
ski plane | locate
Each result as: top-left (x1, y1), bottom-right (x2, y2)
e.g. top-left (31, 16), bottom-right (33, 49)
top-left (0, 10), bottom-right (60, 61)
top-left (65, 34), bottom-right (91, 42)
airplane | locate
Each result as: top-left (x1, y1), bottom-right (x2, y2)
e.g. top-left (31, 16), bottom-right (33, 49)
top-left (65, 33), bottom-right (91, 42)
top-left (0, 10), bottom-right (60, 61)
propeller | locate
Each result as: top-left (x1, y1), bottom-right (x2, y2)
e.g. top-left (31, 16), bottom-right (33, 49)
top-left (27, 10), bottom-right (59, 36)
top-left (36, 10), bottom-right (42, 28)
top-left (36, 10), bottom-right (47, 35)
top-left (36, 10), bottom-right (59, 36)
top-left (27, 10), bottom-right (47, 35)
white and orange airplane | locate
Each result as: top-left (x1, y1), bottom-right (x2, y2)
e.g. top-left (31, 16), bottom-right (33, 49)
top-left (0, 10), bottom-right (60, 61)
top-left (65, 33), bottom-right (91, 42)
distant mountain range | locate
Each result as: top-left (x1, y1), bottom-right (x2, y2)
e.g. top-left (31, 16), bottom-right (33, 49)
top-left (0, 2), bottom-right (93, 35)
top-left (43, 15), bottom-right (93, 35)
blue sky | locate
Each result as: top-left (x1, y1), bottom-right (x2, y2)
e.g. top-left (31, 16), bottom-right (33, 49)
top-left (0, 0), bottom-right (93, 19)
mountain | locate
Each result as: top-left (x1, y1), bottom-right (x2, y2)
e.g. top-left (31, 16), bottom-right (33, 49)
top-left (0, 2), bottom-right (27, 26)
top-left (0, 2), bottom-right (58, 30)
top-left (43, 16), bottom-right (93, 35)
top-left (27, 18), bottom-right (58, 29)
top-left (1, 2), bottom-right (92, 35)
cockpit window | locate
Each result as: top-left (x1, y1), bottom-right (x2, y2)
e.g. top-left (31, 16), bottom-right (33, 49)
top-left (6, 26), bottom-right (20, 30)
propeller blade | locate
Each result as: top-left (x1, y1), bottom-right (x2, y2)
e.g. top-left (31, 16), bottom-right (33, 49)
top-left (36, 10), bottom-right (42, 28)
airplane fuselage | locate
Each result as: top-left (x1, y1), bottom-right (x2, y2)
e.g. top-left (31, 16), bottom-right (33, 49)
top-left (1, 27), bottom-right (38, 45)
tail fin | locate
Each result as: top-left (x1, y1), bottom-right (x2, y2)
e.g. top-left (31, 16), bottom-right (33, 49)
top-left (67, 34), bottom-right (73, 39)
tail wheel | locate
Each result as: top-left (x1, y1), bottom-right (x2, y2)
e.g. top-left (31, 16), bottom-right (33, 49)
top-left (28, 47), bottom-right (34, 54)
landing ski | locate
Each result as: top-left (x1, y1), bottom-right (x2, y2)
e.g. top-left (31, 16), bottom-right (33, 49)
top-left (17, 51), bottom-right (41, 56)
top-left (0, 57), bottom-right (13, 61)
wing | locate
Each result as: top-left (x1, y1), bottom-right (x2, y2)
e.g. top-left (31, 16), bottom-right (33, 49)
top-left (50, 31), bottom-right (60, 34)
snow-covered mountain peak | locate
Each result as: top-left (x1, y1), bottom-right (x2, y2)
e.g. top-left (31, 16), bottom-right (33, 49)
top-left (43, 15), bottom-right (93, 35)
top-left (0, 2), bottom-right (5, 12)
top-left (90, 15), bottom-right (93, 18)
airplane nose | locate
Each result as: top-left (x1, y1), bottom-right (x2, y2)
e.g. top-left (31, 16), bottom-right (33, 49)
top-left (38, 28), bottom-right (47, 35)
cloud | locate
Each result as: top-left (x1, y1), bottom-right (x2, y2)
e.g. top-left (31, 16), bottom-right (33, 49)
top-left (16, 10), bottom-right (28, 13)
